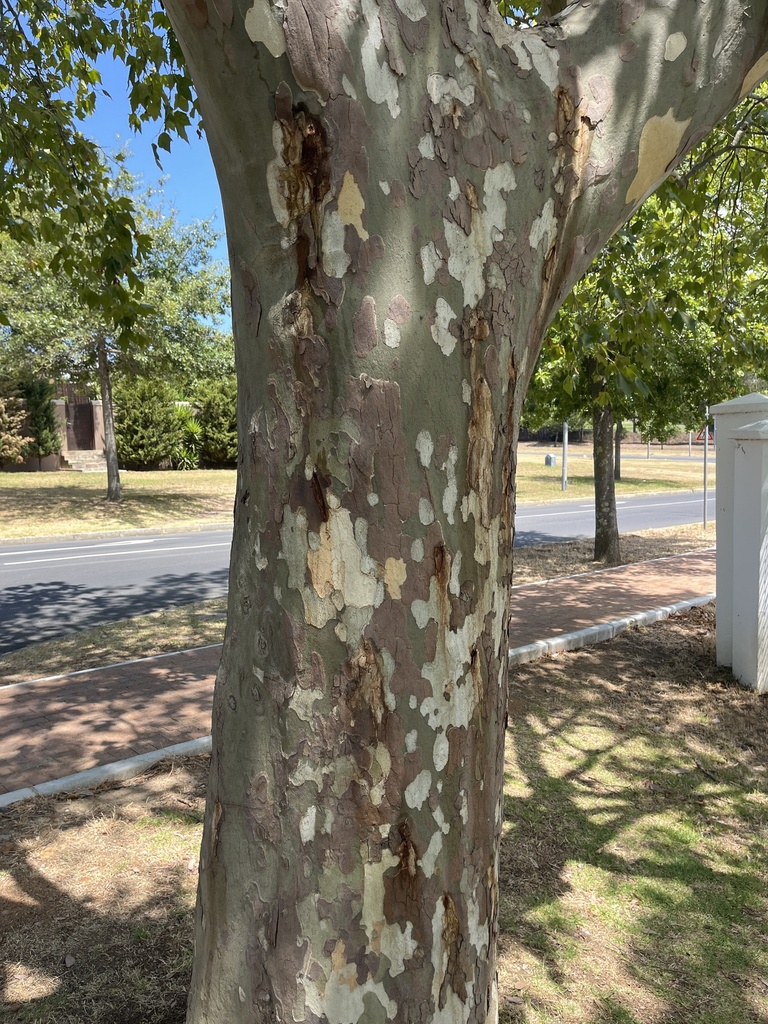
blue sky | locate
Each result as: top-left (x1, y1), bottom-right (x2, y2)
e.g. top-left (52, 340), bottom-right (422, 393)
top-left (85, 58), bottom-right (227, 262)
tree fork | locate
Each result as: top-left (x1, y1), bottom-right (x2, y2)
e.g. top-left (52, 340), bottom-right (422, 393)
top-left (160, 1), bottom-right (768, 1020)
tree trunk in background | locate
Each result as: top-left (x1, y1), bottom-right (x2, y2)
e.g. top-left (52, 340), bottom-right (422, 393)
top-left (614, 420), bottom-right (624, 482)
top-left (593, 399), bottom-right (621, 564)
top-left (161, 1), bottom-right (768, 1019)
top-left (96, 334), bottom-right (121, 503)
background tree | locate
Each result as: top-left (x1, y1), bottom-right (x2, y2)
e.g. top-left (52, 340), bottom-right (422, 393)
top-left (526, 89), bottom-right (768, 563)
top-left (0, 387), bottom-right (32, 468)
top-left (18, 378), bottom-right (61, 469)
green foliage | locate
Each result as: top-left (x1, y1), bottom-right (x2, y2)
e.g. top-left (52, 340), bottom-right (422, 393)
top-left (113, 377), bottom-right (184, 470)
top-left (18, 378), bottom-right (61, 463)
top-left (171, 405), bottom-right (202, 471)
top-left (196, 378), bottom-right (238, 468)
top-left (0, 1), bottom-right (196, 343)
top-left (527, 86), bottom-right (768, 440)
top-left (0, 387), bottom-right (32, 467)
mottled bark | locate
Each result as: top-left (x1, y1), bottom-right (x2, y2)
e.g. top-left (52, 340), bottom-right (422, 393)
top-left (592, 399), bottom-right (620, 564)
top-left (614, 420), bottom-right (623, 482)
top-left (96, 334), bottom-right (121, 503)
top-left (159, 1), bottom-right (768, 1021)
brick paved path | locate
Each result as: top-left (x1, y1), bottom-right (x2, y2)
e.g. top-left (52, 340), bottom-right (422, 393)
top-left (0, 549), bottom-right (715, 797)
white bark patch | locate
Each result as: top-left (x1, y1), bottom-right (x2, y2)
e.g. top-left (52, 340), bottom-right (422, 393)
top-left (433, 731), bottom-right (449, 772)
top-left (420, 829), bottom-right (443, 876)
top-left (307, 507), bottom-right (379, 610)
top-left (361, 0), bottom-right (400, 118)
top-left (418, 498), bottom-right (435, 526)
top-left (405, 729), bottom-right (418, 753)
top-left (321, 211), bottom-right (352, 279)
top-left (393, 0), bottom-right (426, 18)
top-left (509, 36), bottom-right (559, 92)
top-left (337, 171), bottom-right (369, 241)
top-left (427, 74), bottom-right (475, 111)
top-left (411, 538), bottom-right (424, 563)
top-left (342, 75), bottom-right (358, 100)
top-left (664, 32), bottom-right (687, 62)
top-left (305, 940), bottom-right (397, 1023)
top-left (420, 241), bottom-right (443, 285)
top-left (300, 805), bottom-right (317, 843)
top-left (384, 557), bottom-right (407, 600)
top-left (405, 769), bottom-right (432, 809)
top-left (430, 900), bottom-right (475, 1023)
top-left (244, 0), bottom-right (286, 56)
top-left (529, 197), bottom-right (557, 254)
top-left (416, 429), bottom-right (434, 467)
top-left (741, 51), bottom-right (768, 98)
top-left (625, 109), bottom-right (692, 205)
top-left (383, 318), bottom-right (401, 348)
top-left (418, 133), bottom-right (436, 160)
top-left (430, 297), bottom-right (458, 356)
top-left (462, 380), bottom-right (472, 405)
top-left (449, 548), bottom-right (462, 597)
top-left (362, 852), bottom-right (418, 976)
top-left (379, 180), bottom-right (391, 195)
top-left (444, 163), bottom-right (517, 307)
top-left (442, 444), bottom-right (459, 525)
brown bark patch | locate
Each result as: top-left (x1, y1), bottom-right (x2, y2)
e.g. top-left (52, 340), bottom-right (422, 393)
top-left (354, 296), bottom-right (378, 357)
top-left (182, 0), bottom-right (208, 28)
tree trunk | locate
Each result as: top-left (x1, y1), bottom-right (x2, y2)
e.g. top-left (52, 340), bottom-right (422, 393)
top-left (160, 1), bottom-right (768, 1020)
top-left (96, 334), bottom-right (121, 502)
top-left (592, 399), bottom-right (621, 564)
top-left (614, 420), bottom-right (624, 482)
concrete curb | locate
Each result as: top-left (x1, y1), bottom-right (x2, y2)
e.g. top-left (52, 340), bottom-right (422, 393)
top-left (0, 737), bottom-right (212, 811)
top-left (508, 593), bottom-right (716, 665)
top-left (0, 594), bottom-right (716, 810)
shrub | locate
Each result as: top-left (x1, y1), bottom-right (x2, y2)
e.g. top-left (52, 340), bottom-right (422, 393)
top-left (114, 378), bottom-right (185, 470)
top-left (0, 388), bottom-right (32, 468)
top-left (196, 377), bottom-right (237, 467)
top-left (19, 379), bottom-right (60, 467)
top-left (171, 405), bottom-right (202, 470)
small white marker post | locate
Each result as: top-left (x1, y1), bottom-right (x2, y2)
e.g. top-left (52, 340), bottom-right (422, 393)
top-left (688, 431), bottom-right (692, 457)
top-left (561, 422), bottom-right (568, 492)
top-left (708, 409), bottom-right (712, 532)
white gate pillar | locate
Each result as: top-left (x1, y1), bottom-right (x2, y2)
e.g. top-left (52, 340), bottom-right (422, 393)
top-left (730, 419), bottom-right (768, 693)
top-left (710, 393), bottom-right (768, 667)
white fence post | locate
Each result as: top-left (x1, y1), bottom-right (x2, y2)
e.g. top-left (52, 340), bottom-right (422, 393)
top-left (711, 393), bottom-right (768, 668)
top-left (731, 419), bottom-right (768, 693)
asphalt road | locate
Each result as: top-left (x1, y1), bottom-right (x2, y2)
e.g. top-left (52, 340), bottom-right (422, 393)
top-left (0, 529), bottom-right (232, 656)
top-left (0, 490), bottom-right (716, 655)
top-left (515, 490), bottom-right (715, 546)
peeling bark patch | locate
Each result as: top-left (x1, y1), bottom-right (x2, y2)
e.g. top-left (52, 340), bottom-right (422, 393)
top-left (388, 294), bottom-right (411, 325)
top-left (245, 0), bottom-right (286, 56)
top-left (337, 171), bottom-right (369, 240)
top-left (211, 0), bottom-right (233, 27)
top-left (618, 0), bottom-right (645, 33)
top-left (625, 109), bottom-right (691, 205)
top-left (354, 296), bottom-right (378, 357)
top-left (430, 298), bottom-right (458, 357)
top-left (361, 0), bottom-right (401, 118)
top-left (664, 32), bottom-right (687, 62)
top-left (182, 0), bottom-right (208, 28)
top-left (741, 52), bottom-right (768, 98)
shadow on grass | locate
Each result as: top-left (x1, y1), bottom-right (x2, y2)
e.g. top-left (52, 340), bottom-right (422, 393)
top-left (0, 572), bottom-right (229, 656)
top-left (0, 759), bottom-right (209, 1023)
top-left (500, 610), bottom-right (768, 1024)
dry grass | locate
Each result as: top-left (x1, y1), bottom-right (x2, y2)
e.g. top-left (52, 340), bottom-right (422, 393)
top-left (516, 442), bottom-right (715, 504)
top-left (0, 470), bottom-right (236, 540)
top-left (2, 609), bottom-right (766, 1023)
top-left (513, 523), bottom-right (716, 586)
top-left (0, 600), bottom-right (227, 687)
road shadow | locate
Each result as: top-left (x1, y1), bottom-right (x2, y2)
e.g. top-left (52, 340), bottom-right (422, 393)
top-left (0, 572), bottom-right (229, 656)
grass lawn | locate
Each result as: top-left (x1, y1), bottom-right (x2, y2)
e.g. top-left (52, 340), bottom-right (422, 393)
top-left (0, 470), bottom-right (236, 540)
top-left (2, 607), bottom-right (766, 1023)
top-left (0, 452), bottom-right (713, 539)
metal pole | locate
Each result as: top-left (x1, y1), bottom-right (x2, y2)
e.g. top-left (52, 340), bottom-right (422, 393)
top-left (647, 437), bottom-right (651, 459)
top-left (688, 431), bottom-right (692, 457)
top-left (708, 407), bottom-right (712, 528)
top-left (561, 422), bottom-right (568, 491)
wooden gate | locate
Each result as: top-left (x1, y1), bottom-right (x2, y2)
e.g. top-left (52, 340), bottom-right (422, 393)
top-left (63, 390), bottom-right (95, 451)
